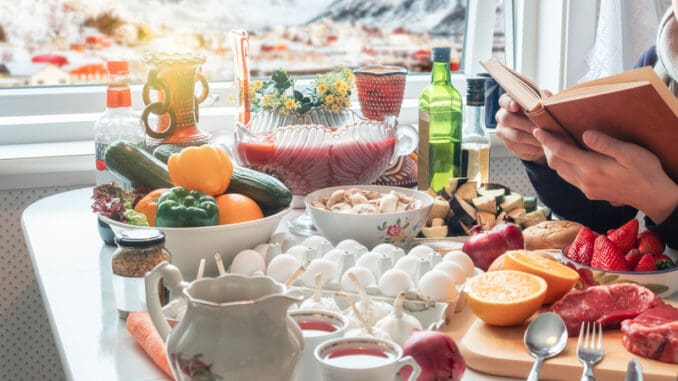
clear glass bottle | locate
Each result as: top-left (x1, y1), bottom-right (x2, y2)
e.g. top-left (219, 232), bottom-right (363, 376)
top-left (462, 77), bottom-right (491, 184)
top-left (417, 47), bottom-right (463, 191)
top-left (112, 229), bottom-right (171, 320)
top-left (94, 61), bottom-right (145, 187)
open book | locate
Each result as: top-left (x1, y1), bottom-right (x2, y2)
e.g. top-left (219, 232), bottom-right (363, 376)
top-left (481, 57), bottom-right (678, 182)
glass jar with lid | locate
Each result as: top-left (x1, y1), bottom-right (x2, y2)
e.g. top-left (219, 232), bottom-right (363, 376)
top-left (112, 229), bottom-right (171, 320)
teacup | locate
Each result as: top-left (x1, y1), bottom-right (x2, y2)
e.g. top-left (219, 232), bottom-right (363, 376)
top-left (314, 337), bottom-right (420, 381)
top-left (291, 309), bottom-right (348, 381)
top-left (353, 65), bottom-right (408, 121)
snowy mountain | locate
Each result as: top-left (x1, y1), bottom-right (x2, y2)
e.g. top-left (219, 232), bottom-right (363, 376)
top-left (310, 0), bottom-right (468, 35)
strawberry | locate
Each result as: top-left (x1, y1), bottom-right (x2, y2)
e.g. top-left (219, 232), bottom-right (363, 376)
top-left (566, 227), bottom-right (596, 265)
top-left (654, 254), bottom-right (675, 270)
top-left (591, 235), bottom-right (630, 271)
top-left (624, 248), bottom-right (642, 268)
top-left (637, 230), bottom-right (665, 255)
top-left (607, 218), bottom-right (638, 254)
top-left (634, 254), bottom-right (657, 272)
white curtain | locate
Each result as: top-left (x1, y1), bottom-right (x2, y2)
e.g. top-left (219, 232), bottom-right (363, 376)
top-left (580, 0), bottom-right (671, 82)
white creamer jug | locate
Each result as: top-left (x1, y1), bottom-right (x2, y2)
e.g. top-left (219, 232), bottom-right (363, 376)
top-left (146, 261), bottom-right (304, 380)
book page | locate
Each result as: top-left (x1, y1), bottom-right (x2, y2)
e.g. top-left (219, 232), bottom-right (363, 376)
top-left (480, 58), bottom-right (544, 112)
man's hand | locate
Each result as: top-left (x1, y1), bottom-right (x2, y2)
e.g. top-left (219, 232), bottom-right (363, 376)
top-left (533, 128), bottom-right (678, 223)
top-left (494, 94), bottom-right (546, 164)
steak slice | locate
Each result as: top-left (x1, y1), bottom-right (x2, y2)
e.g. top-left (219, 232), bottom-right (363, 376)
top-left (550, 283), bottom-right (663, 336)
top-left (621, 303), bottom-right (678, 364)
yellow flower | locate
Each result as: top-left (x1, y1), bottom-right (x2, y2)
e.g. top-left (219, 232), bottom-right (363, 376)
top-left (262, 95), bottom-right (272, 106)
top-left (252, 80), bottom-right (264, 90)
top-left (331, 104), bottom-right (340, 113)
top-left (324, 94), bottom-right (335, 105)
top-left (338, 88), bottom-right (347, 97)
top-left (334, 80), bottom-right (347, 91)
top-left (317, 83), bottom-right (328, 94)
top-left (284, 98), bottom-right (297, 110)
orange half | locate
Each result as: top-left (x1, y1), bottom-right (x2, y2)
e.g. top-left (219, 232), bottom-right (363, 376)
top-left (502, 250), bottom-right (579, 304)
top-left (465, 270), bottom-right (547, 326)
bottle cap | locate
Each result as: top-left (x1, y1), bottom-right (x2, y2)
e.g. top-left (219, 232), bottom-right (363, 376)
top-left (466, 77), bottom-right (486, 105)
top-left (107, 61), bottom-right (129, 75)
top-left (106, 87), bottom-right (132, 108)
top-left (431, 47), bottom-right (451, 63)
top-left (114, 229), bottom-right (166, 248)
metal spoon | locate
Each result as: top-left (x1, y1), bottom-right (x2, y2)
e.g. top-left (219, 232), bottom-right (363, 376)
top-left (524, 312), bottom-right (568, 381)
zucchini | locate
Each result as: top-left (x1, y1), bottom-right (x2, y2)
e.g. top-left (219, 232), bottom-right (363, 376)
top-left (472, 195), bottom-right (497, 214)
top-left (500, 193), bottom-right (523, 212)
top-left (523, 196), bottom-right (538, 213)
top-left (449, 193), bottom-right (476, 226)
top-left (104, 140), bottom-right (174, 190)
top-left (455, 181), bottom-right (478, 202)
top-left (152, 144), bottom-right (185, 164)
top-left (228, 166), bottom-right (293, 214)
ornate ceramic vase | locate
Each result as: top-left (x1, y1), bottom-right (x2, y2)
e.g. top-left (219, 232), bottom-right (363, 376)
top-left (142, 52), bottom-right (211, 150)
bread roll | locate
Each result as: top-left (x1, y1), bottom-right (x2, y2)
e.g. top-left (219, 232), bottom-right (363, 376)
top-left (523, 220), bottom-right (583, 250)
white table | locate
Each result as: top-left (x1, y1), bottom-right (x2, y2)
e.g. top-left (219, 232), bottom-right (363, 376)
top-left (22, 188), bottom-right (514, 381)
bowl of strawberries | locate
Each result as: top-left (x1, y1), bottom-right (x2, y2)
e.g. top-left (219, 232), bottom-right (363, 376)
top-left (559, 218), bottom-right (678, 297)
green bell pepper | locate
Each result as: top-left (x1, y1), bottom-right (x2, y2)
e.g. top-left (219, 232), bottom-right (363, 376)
top-left (155, 187), bottom-right (219, 227)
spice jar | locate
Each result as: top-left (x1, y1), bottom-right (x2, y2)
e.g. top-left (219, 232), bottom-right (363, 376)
top-left (112, 229), bottom-right (171, 320)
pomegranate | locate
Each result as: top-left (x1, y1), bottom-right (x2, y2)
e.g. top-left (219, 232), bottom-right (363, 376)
top-left (462, 223), bottom-right (524, 271)
top-left (400, 330), bottom-right (465, 381)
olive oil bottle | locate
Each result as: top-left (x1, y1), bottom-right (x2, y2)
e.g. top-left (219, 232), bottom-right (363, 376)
top-left (417, 47), bottom-right (462, 191)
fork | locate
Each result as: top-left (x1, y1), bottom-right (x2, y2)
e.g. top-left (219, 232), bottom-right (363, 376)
top-left (576, 321), bottom-right (604, 381)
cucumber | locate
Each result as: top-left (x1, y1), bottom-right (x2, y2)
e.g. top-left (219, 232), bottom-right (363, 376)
top-left (152, 144), bottom-right (185, 164)
top-left (228, 166), bottom-right (293, 214)
top-left (523, 196), bottom-right (538, 213)
top-left (104, 140), bottom-right (174, 190)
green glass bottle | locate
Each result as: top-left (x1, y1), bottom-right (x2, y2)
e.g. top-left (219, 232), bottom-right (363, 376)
top-left (417, 47), bottom-right (463, 191)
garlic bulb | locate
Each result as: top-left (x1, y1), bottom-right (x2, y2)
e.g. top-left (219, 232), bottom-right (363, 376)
top-left (344, 273), bottom-right (391, 328)
top-left (300, 274), bottom-right (341, 313)
top-left (302, 258), bottom-right (338, 287)
top-left (374, 292), bottom-right (423, 346)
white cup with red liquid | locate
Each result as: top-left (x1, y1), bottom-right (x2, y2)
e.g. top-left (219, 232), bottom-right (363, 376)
top-left (290, 309), bottom-right (348, 381)
top-left (314, 337), bottom-right (421, 381)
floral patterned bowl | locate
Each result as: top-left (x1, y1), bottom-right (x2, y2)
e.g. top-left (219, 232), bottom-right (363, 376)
top-left (557, 247), bottom-right (678, 298)
top-left (305, 185), bottom-right (433, 249)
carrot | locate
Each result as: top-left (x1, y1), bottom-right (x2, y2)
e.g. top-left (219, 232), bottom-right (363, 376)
top-left (126, 311), bottom-right (173, 378)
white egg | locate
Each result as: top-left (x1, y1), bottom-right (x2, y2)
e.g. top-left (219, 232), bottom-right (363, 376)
top-left (443, 251), bottom-right (476, 277)
top-left (302, 259), bottom-right (338, 287)
top-left (419, 270), bottom-right (458, 302)
top-left (269, 232), bottom-right (297, 252)
top-left (286, 244), bottom-right (316, 263)
top-left (355, 252), bottom-right (381, 277)
top-left (230, 249), bottom-right (266, 276)
top-left (265, 254), bottom-right (301, 283)
top-left (394, 255), bottom-right (420, 279)
top-left (341, 267), bottom-right (376, 292)
top-left (408, 245), bottom-right (435, 259)
top-left (378, 269), bottom-right (415, 297)
top-left (302, 235), bottom-right (334, 256)
top-left (336, 239), bottom-right (369, 257)
top-left (433, 261), bottom-right (467, 285)
top-left (371, 243), bottom-right (399, 258)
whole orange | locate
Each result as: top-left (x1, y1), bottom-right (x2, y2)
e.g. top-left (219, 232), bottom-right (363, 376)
top-left (214, 193), bottom-right (264, 225)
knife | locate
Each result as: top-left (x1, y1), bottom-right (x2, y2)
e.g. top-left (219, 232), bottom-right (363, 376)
top-left (624, 358), bottom-right (643, 381)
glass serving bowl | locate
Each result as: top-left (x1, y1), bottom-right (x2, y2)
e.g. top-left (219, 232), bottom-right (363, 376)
top-left (234, 107), bottom-right (418, 234)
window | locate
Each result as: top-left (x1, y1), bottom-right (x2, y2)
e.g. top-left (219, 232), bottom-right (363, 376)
top-left (0, 0), bottom-right (507, 189)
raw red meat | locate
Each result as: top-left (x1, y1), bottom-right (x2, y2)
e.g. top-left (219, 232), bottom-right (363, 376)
top-left (550, 284), bottom-right (663, 336)
top-left (621, 304), bottom-right (678, 364)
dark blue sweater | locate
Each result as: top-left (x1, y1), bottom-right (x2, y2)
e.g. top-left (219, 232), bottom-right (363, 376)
top-left (521, 46), bottom-right (678, 248)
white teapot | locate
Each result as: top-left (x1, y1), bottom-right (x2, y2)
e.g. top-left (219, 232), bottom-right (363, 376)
top-left (146, 261), bottom-right (304, 380)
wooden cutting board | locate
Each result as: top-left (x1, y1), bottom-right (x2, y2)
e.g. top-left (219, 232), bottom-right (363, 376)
top-left (449, 304), bottom-right (678, 381)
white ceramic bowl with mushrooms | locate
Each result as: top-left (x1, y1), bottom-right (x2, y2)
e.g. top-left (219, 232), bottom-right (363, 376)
top-left (305, 185), bottom-right (433, 249)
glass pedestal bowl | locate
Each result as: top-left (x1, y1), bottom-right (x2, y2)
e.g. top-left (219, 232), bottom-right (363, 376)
top-left (234, 107), bottom-right (418, 235)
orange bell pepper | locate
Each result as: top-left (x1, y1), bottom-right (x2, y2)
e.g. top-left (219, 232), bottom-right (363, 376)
top-left (134, 188), bottom-right (169, 227)
top-left (167, 145), bottom-right (233, 196)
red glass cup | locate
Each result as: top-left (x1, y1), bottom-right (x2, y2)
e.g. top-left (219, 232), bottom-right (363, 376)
top-left (353, 65), bottom-right (408, 121)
